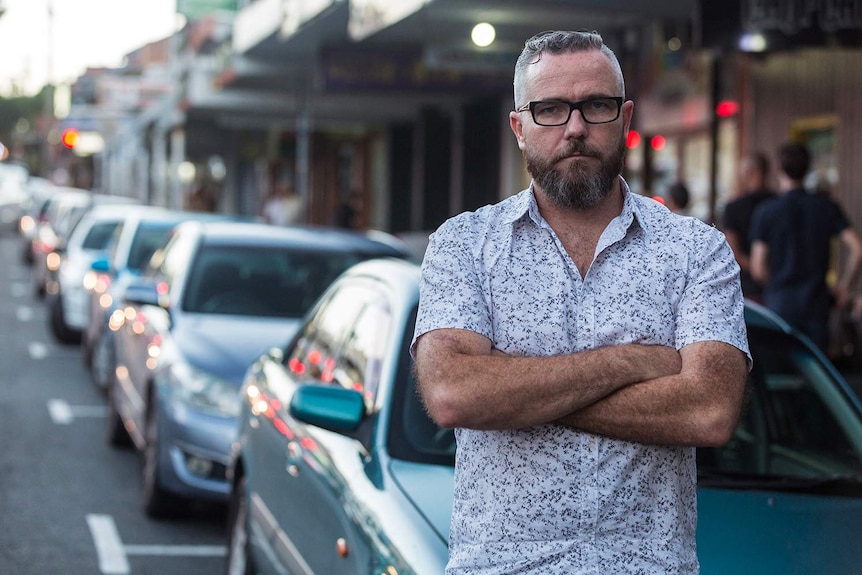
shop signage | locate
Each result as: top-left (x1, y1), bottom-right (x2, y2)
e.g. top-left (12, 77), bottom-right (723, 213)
top-left (321, 46), bottom-right (509, 92)
top-left (178, 0), bottom-right (238, 21)
top-left (743, 0), bottom-right (862, 33)
top-left (348, 0), bottom-right (431, 41)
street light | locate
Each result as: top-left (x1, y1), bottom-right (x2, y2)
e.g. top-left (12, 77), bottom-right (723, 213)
top-left (471, 22), bottom-right (496, 48)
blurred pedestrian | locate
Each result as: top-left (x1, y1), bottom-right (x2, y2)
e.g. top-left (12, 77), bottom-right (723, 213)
top-left (412, 29), bottom-right (749, 575)
top-left (262, 177), bottom-right (302, 226)
top-left (331, 189), bottom-right (362, 229)
top-left (721, 151), bottom-right (776, 302)
top-left (665, 181), bottom-right (690, 214)
top-left (187, 181), bottom-right (218, 212)
top-left (750, 141), bottom-right (862, 351)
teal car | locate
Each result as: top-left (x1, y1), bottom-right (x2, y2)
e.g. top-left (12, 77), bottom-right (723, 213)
top-left (227, 258), bottom-right (452, 575)
top-left (697, 301), bottom-right (862, 575)
top-left (227, 258), bottom-right (862, 575)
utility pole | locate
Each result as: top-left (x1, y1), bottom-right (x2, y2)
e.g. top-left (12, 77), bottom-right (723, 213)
top-left (42, 0), bottom-right (55, 178)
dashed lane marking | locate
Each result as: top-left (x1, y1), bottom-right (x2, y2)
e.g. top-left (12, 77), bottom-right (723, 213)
top-left (47, 398), bottom-right (107, 424)
top-left (28, 341), bottom-right (48, 359)
top-left (87, 514), bottom-right (227, 574)
top-left (11, 282), bottom-right (28, 298)
top-left (16, 305), bottom-right (34, 321)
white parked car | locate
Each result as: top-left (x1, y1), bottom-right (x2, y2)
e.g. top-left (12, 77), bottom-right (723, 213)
top-left (46, 201), bottom-right (148, 343)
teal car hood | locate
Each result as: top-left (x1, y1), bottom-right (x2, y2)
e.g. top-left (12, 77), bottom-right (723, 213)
top-left (697, 487), bottom-right (862, 575)
top-left (389, 460), bottom-right (455, 544)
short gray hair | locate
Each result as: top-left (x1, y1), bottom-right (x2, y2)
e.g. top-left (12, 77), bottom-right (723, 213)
top-left (513, 30), bottom-right (625, 107)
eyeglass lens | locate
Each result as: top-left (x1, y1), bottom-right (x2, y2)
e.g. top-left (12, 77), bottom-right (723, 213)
top-left (532, 98), bottom-right (620, 126)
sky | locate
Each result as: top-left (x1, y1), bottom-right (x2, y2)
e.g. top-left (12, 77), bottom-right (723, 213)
top-left (0, 0), bottom-right (180, 96)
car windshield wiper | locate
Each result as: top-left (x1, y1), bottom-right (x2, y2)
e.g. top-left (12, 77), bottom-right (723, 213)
top-left (698, 469), bottom-right (862, 496)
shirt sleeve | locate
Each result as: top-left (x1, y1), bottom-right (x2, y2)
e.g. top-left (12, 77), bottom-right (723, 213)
top-left (410, 215), bottom-right (494, 358)
top-left (675, 224), bottom-right (752, 368)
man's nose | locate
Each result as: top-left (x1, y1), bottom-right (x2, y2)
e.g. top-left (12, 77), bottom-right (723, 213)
top-left (563, 108), bottom-right (589, 138)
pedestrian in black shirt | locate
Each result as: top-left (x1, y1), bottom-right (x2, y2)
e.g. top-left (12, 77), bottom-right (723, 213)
top-left (750, 142), bottom-right (862, 350)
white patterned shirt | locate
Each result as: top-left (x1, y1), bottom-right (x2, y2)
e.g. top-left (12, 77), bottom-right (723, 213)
top-left (412, 182), bottom-right (750, 575)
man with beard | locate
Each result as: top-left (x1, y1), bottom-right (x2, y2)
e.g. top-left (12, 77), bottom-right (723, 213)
top-left (411, 30), bottom-right (750, 575)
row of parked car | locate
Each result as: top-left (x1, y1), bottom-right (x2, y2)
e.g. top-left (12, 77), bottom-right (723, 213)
top-left (11, 170), bottom-right (862, 574)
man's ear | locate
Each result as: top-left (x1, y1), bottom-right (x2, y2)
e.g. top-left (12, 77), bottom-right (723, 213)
top-left (622, 100), bottom-right (634, 134)
top-left (510, 111), bottom-right (527, 150)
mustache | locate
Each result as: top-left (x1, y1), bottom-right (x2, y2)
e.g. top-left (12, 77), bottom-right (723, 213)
top-left (554, 141), bottom-right (602, 162)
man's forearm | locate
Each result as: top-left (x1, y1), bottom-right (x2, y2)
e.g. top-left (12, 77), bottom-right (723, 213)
top-left (416, 330), bottom-right (681, 431)
top-left (558, 342), bottom-right (748, 447)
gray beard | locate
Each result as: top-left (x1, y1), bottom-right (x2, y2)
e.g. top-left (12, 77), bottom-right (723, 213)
top-left (527, 139), bottom-right (625, 210)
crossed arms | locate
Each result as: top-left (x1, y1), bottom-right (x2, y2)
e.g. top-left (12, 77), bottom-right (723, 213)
top-left (414, 328), bottom-right (748, 447)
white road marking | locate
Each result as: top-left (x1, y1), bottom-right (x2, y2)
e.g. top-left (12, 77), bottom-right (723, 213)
top-left (125, 545), bottom-right (227, 557)
top-left (47, 399), bottom-right (107, 424)
top-left (28, 342), bottom-right (49, 359)
top-left (16, 305), bottom-right (34, 321)
top-left (87, 514), bottom-right (130, 575)
top-left (87, 514), bottom-right (227, 574)
top-left (12, 282), bottom-right (29, 297)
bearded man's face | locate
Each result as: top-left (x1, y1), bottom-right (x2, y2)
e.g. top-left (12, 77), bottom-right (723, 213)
top-left (525, 134), bottom-right (626, 210)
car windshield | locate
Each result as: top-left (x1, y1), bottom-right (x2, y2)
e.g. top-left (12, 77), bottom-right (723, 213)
top-left (698, 325), bottom-right (862, 485)
top-left (182, 244), bottom-right (372, 318)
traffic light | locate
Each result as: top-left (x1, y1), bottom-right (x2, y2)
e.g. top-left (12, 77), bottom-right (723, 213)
top-left (60, 128), bottom-right (80, 149)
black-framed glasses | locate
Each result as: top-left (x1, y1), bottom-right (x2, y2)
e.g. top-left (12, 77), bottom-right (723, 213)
top-left (516, 97), bottom-right (623, 126)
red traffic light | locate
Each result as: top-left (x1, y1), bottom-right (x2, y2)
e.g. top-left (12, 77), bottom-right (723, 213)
top-left (716, 100), bottom-right (740, 118)
top-left (60, 128), bottom-right (80, 149)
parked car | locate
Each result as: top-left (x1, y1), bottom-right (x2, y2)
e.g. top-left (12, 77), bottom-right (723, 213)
top-left (226, 258), bottom-right (862, 575)
top-left (30, 187), bottom-right (93, 298)
top-left (31, 190), bottom-right (138, 298)
top-left (696, 301), bottom-right (862, 574)
top-left (105, 220), bottom-right (411, 518)
top-left (17, 177), bottom-right (57, 264)
top-left (226, 257), bottom-right (451, 575)
top-left (0, 161), bottom-right (30, 233)
top-left (47, 203), bottom-right (159, 343)
top-left (83, 208), bottom-right (252, 391)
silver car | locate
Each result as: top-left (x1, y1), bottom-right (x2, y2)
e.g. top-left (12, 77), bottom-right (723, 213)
top-left (106, 221), bottom-right (410, 518)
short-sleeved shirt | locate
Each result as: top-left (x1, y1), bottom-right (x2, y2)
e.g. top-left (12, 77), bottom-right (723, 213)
top-left (412, 182), bottom-right (750, 575)
top-left (721, 188), bottom-right (776, 298)
top-left (749, 187), bottom-right (849, 337)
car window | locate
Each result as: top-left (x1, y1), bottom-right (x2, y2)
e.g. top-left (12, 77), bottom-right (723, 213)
top-left (147, 228), bottom-right (196, 284)
top-left (126, 223), bottom-right (176, 271)
top-left (333, 295), bottom-right (392, 409)
top-left (284, 282), bottom-right (375, 383)
top-left (81, 221), bottom-right (121, 250)
top-left (388, 306), bottom-right (456, 467)
top-left (699, 326), bottom-right (862, 480)
top-left (181, 245), bottom-right (369, 317)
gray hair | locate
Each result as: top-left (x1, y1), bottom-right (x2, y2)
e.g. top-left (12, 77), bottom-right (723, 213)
top-left (513, 30), bottom-right (625, 107)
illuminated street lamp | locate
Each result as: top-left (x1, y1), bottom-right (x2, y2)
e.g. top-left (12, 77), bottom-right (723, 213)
top-left (471, 22), bottom-right (496, 48)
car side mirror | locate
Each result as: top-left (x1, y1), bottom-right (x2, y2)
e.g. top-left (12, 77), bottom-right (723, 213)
top-left (289, 385), bottom-right (365, 433)
top-left (91, 257), bottom-right (111, 273)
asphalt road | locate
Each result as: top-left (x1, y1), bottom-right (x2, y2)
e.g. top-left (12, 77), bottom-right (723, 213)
top-left (0, 230), bottom-right (228, 575)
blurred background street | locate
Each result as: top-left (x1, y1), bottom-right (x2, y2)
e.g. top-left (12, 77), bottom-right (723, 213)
top-left (3, 3), bottom-right (862, 574)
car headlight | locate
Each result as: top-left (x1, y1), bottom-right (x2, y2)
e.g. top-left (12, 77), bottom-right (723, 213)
top-left (167, 363), bottom-right (241, 417)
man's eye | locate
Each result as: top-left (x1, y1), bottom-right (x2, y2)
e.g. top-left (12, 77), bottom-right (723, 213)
top-left (535, 104), bottom-right (562, 116)
top-left (586, 100), bottom-right (611, 111)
